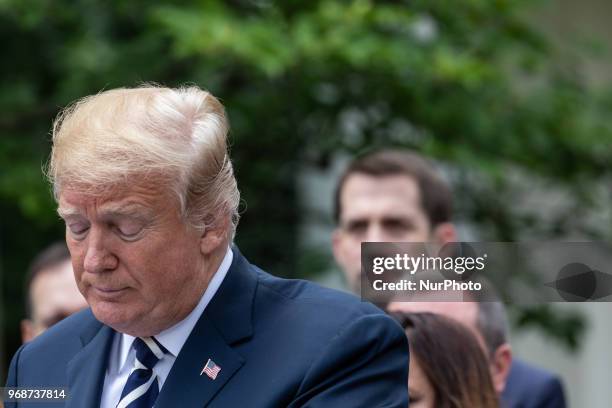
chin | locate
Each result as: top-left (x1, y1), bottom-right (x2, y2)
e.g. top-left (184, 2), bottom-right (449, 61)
top-left (91, 301), bottom-right (161, 337)
top-left (91, 301), bottom-right (134, 330)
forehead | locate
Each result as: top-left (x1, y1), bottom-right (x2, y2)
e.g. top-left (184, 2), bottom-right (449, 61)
top-left (30, 260), bottom-right (81, 308)
top-left (390, 301), bottom-right (479, 328)
top-left (31, 259), bottom-right (73, 289)
top-left (339, 174), bottom-right (424, 220)
top-left (58, 182), bottom-right (173, 217)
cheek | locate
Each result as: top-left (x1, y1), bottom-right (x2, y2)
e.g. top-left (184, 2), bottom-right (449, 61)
top-left (133, 242), bottom-right (200, 291)
top-left (340, 236), bottom-right (361, 257)
top-left (337, 239), bottom-right (360, 269)
top-left (415, 218), bottom-right (433, 239)
top-left (402, 228), bottom-right (431, 242)
top-left (66, 243), bottom-right (85, 277)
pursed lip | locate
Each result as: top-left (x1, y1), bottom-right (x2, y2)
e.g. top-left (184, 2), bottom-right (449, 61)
top-left (90, 286), bottom-right (128, 298)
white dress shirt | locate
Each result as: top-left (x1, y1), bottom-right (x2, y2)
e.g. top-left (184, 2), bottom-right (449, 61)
top-left (99, 247), bottom-right (233, 408)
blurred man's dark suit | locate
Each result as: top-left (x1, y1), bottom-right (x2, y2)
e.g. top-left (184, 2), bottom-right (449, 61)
top-left (502, 359), bottom-right (567, 408)
top-left (6, 249), bottom-right (409, 407)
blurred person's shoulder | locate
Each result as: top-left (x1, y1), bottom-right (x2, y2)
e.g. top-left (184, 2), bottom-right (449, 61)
top-left (503, 358), bottom-right (566, 408)
top-left (9, 308), bottom-right (102, 386)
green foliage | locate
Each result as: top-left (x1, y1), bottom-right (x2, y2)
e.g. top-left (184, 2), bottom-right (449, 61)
top-left (515, 305), bottom-right (587, 352)
top-left (2, 0), bottom-right (611, 366)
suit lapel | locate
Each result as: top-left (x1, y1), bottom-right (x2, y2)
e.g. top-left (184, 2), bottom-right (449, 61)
top-left (156, 247), bottom-right (258, 407)
top-left (204, 247), bottom-right (257, 344)
top-left (66, 317), bottom-right (114, 408)
top-left (155, 315), bottom-right (245, 408)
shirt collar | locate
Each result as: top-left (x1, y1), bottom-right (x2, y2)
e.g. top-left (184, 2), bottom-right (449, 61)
top-left (117, 247), bottom-right (233, 372)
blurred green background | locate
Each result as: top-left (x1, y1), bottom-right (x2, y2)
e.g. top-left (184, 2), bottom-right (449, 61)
top-left (2, 0), bottom-right (612, 399)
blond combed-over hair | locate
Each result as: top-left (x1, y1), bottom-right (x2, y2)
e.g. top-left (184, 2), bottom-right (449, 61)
top-left (47, 85), bottom-right (240, 238)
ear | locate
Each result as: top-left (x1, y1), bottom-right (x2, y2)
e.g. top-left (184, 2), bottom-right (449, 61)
top-left (490, 343), bottom-right (513, 395)
top-left (200, 216), bottom-right (230, 256)
top-left (432, 222), bottom-right (457, 244)
top-left (21, 319), bottom-right (35, 343)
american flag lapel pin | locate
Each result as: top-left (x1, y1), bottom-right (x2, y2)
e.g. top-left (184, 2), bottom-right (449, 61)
top-left (201, 358), bottom-right (222, 380)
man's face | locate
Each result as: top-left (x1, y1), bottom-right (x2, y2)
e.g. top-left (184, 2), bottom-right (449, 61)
top-left (332, 174), bottom-right (433, 291)
top-left (22, 259), bottom-right (88, 342)
top-left (58, 182), bottom-right (210, 337)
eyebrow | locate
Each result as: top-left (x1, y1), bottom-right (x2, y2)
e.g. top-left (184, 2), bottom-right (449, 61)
top-left (57, 202), bottom-right (155, 220)
top-left (100, 203), bottom-right (154, 219)
top-left (57, 207), bottom-right (82, 219)
top-left (342, 215), bottom-right (415, 225)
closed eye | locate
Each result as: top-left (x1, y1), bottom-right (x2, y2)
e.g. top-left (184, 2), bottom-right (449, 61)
top-left (67, 223), bottom-right (90, 240)
top-left (113, 222), bottom-right (145, 241)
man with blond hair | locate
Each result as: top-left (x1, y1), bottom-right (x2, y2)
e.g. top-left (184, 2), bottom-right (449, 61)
top-left (5, 86), bottom-right (408, 408)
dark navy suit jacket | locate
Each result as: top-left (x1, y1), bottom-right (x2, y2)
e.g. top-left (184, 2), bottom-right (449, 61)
top-left (502, 359), bottom-right (567, 408)
top-left (5, 248), bottom-right (409, 407)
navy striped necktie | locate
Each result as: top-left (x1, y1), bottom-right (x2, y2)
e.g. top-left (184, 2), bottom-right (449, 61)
top-left (117, 337), bottom-right (168, 408)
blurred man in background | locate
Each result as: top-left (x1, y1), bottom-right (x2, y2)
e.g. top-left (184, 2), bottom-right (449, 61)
top-left (332, 149), bottom-right (567, 408)
top-left (332, 149), bottom-right (457, 293)
top-left (20, 242), bottom-right (87, 343)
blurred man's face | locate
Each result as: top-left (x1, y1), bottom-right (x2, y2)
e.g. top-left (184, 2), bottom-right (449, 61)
top-left (58, 181), bottom-right (214, 337)
top-left (21, 259), bottom-right (87, 343)
top-left (332, 174), bottom-right (433, 292)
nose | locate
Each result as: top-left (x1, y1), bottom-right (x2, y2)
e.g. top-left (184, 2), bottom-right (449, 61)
top-left (83, 228), bottom-right (118, 273)
top-left (365, 223), bottom-right (386, 243)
